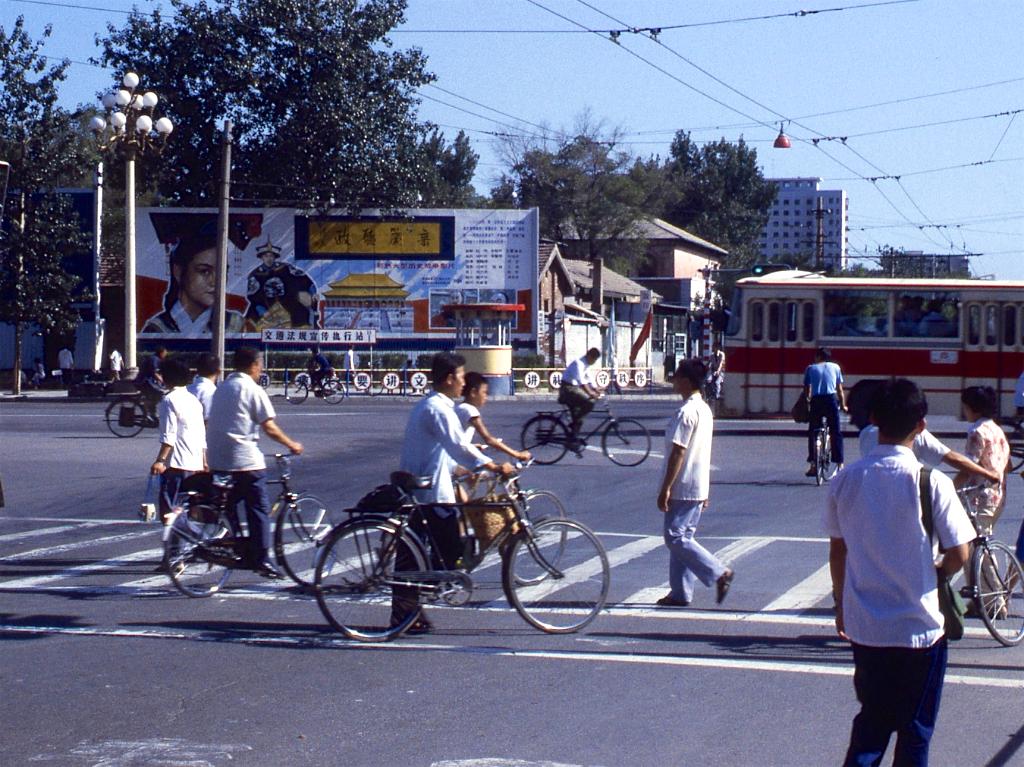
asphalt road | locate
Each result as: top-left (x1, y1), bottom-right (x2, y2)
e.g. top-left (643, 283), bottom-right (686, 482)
top-left (1, 397), bottom-right (1022, 767)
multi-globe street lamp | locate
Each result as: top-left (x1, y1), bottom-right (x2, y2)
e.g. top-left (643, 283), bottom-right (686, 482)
top-left (91, 72), bottom-right (173, 374)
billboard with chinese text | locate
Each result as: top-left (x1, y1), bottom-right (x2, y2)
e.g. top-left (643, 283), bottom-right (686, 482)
top-left (134, 207), bottom-right (539, 346)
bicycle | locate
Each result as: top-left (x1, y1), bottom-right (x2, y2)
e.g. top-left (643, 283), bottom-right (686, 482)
top-left (162, 455), bottom-right (336, 596)
top-left (313, 466), bottom-right (609, 641)
top-left (285, 372), bottom-right (347, 405)
top-left (955, 484), bottom-right (1024, 646)
top-left (104, 392), bottom-right (160, 438)
top-left (997, 417), bottom-right (1024, 472)
top-left (812, 415), bottom-right (833, 486)
top-left (520, 403), bottom-right (651, 466)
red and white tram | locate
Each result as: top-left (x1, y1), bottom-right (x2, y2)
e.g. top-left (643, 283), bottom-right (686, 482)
top-left (724, 270), bottom-right (1024, 418)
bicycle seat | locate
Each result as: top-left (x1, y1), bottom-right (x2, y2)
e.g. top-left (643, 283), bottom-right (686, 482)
top-left (389, 472), bottom-right (433, 491)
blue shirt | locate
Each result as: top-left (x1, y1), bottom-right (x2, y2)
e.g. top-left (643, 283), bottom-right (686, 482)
top-left (804, 361), bottom-right (843, 396)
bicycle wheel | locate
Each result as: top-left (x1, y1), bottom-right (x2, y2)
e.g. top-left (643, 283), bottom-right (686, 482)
top-left (105, 399), bottom-right (145, 438)
top-left (315, 518), bottom-right (428, 642)
top-left (601, 418), bottom-right (651, 466)
top-left (273, 495), bottom-right (340, 589)
top-left (521, 415), bottom-right (569, 465)
top-left (972, 540), bottom-right (1024, 646)
top-left (815, 430), bottom-right (829, 486)
top-left (502, 519), bottom-right (609, 633)
top-left (285, 381), bottom-right (309, 404)
top-left (515, 491), bottom-right (568, 586)
top-left (163, 513), bottom-right (233, 598)
top-left (322, 377), bottom-right (347, 405)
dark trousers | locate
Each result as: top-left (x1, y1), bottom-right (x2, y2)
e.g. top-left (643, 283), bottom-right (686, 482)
top-left (808, 394), bottom-right (844, 464)
top-left (391, 506), bottom-right (463, 623)
top-left (559, 384), bottom-right (594, 435)
top-left (844, 639), bottom-right (948, 767)
top-left (226, 470), bottom-right (271, 565)
top-left (1015, 518), bottom-right (1024, 563)
top-left (158, 468), bottom-right (194, 524)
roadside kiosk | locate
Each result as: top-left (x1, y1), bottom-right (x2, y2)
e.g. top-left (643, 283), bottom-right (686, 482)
top-left (443, 302), bottom-right (524, 396)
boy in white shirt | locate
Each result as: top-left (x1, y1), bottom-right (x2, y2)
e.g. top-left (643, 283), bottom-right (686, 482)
top-left (150, 358), bottom-right (207, 525)
top-left (457, 372), bottom-right (531, 462)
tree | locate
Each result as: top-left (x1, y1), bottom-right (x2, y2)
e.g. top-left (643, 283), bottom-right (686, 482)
top-left (416, 129), bottom-right (482, 207)
top-left (0, 19), bottom-right (90, 393)
top-left (96, 0), bottom-right (435, 209)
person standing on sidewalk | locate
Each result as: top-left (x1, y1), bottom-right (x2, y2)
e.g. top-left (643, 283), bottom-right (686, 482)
top-left (826, 378), bottom-right (973, 766)
top-left (206, 347), bottom-right (303, 579)
top-left (804, 347), bottom-right (847, 476)
top-left (109, 348), bottom-right (124, 381)
top-left (58, 345), bottom-right (74, 388)
top-left (654, 358), bottom-right (734, 608)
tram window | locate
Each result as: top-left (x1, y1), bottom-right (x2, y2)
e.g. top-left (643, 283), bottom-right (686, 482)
top-left (768, 303), bottom-right (781, 342)
top-left (967, 305), bottom-right (980, 345)
top-left (985, 305), bottom-right (998, 346)
top-left (726, 290), bottom-right (743, 336)
top-left (785, 302), bottom-right (798, 342)
top-left (1003, 305), bottom-right (1017, 347)
top-left (893, 292), bottom-right (959, 338)
top-left (802, 302), bottom-right (816, 342)
top-left (823, 290), bottom-right (888, 337)
top-left (751, 301), bottom-right (764, 342)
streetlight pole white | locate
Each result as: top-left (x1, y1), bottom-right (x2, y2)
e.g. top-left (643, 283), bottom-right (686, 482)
top-left (92, 72), bottom-right (173, 375)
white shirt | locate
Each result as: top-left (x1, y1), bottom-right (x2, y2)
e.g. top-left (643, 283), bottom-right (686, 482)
top-left (109, 350), bottom-right (123, 371)
top-left (400, 391), bottom-right (489, 505)
top-left (824, 445), bottom-right (975, 648)
top-left (187, 375), bottom-right (217, 420)
top-left (170, 302), bottom-right (211, 337)
top-left (206, 372), bottom-right (276, 471)
top-left (859, 425), bottom-right (950, 467)
top-left (562, 357), bottom-right (594, 386)
top-left (455, 402), bottom-right (480, 443)
top-left (158, 386), bottom-right (207, 472)
top-left (665, 392), bottom-right (713, 501)
top-left (58, 348), bottom-right (74, 368)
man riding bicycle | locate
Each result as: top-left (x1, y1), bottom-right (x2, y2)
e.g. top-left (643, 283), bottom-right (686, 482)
top-left (559, 348), bottom-right (603, 442)
top-left (307, 347), bottom-right (334, 391)
top-left (803, 347), bottom-right (847, 477)
top-left (135, 346), bottom-right (168, 425)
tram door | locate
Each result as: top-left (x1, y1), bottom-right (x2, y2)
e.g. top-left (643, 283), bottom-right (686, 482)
top-left (964, 300), bottom-right (1022, 416)
top-left (746, 298), bottom-right (815, 414)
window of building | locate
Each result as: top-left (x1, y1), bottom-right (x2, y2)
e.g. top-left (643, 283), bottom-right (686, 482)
top-left (893, 292), bottom-right (958, 338)
top-left (823, 290), bottom-right (889, 337)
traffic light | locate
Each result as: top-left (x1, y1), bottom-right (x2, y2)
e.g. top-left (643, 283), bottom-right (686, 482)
top-left (750, 263), bottom-right (792, 276)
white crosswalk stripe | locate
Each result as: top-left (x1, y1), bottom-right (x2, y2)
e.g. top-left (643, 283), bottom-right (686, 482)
top-left (762, 563), bottom-right (833, 612)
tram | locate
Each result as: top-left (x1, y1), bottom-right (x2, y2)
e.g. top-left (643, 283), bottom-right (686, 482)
top-left (723, 270), bottom-right (1024, 418)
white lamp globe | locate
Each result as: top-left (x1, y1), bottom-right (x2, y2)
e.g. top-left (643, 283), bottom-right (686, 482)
top-left (114, 89), bottom-right (131, 107)
top-left (101, 93), bottom-right (117, 110)
top-left (110, 111), bottom-right (127, 129)
top-left (130, 94), bottom-right (144, 110)
top-left (155, 117), bottom-right (174, 135)
top-left (122, 72), bottom-right (140, 89)
top-left (141, 91), bottom-right (158, 108)
top-left (136, 115), bottom-right (153, 134)
top-left (89, 116), bottom-right (107, 133)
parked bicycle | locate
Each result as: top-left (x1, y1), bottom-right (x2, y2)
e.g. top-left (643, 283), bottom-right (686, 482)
top-left (520, 403), bottom-right (651, 466)
top-left (313, 465), bottom-right (609, 641)
top-left (105, 392), bottom-right (159, 438)
top-left (811, 415), bottom-right (833, 486)
top-left (162, 455), bottom-right (336, 596)
top-left (956, 484), bottom-right (1024, 646)
top-left (285, 372), bottom-right (347, 405)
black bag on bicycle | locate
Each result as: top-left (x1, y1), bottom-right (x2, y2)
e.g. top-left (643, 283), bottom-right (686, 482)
top-left (354, 484), bottom-right (407, 514)
top-left (118, 404), bottom-right (136, 427)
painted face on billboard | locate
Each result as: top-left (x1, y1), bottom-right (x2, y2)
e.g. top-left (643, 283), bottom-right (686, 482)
top-left (174, 244), bottom-right (218, 318)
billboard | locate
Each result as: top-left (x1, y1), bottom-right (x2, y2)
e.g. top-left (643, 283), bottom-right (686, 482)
top-left (134, 207), bottom-right (539, 344)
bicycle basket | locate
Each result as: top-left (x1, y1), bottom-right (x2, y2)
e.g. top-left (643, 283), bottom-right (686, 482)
top-left (118, 404), bottom-right (136, 427)
top-left (463, 495), bottom-right (518, 548)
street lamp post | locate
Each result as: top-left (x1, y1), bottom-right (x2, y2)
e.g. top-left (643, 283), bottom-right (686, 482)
top-left (91, 72), bottom-right (173, 375)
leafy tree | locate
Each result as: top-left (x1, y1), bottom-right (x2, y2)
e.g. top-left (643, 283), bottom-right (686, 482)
top-left (96, 0), bottom-right (435, 209)
top-left (0, 19), bottom-right (90, 393)
top-left (416, 129), bottom-right (482, 207)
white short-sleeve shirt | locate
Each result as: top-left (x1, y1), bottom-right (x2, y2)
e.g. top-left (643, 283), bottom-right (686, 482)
top-left (562, 357), bottom-right (594, 386)
top-left (858, 425), bottom-right (950, 467)
top-left (665, 393), bottom-right (713, 501)
top-left (824, 445), bottom-right (975, 648)
top-left (455, 402), bottom-right (481, 443)
top-left (158, 386), bottom-right (207, 472)
top-left (187, 375), bottom-right (217, 420)
top-left (206, 371), bottom-right (276, 472)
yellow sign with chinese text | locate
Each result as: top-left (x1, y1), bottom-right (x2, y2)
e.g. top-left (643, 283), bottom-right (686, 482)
top-left (307, 221), bottom-right (442, 256)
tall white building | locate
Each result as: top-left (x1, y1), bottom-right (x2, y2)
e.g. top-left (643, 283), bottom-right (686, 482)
top-left (759, 177), bottom-right (848, 270)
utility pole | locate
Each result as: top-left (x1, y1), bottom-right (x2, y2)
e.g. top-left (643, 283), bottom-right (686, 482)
top-left (212, 119), bottom-right (233, 377)
top-left (92, 162), bottom-right (104, 373)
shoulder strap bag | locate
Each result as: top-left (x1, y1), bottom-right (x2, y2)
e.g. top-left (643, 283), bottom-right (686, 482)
top-left (919, 467), bottom-right (966, 641)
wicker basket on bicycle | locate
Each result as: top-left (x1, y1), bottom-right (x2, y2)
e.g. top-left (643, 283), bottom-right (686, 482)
top-left (462, 494), bottom-right (518, 548)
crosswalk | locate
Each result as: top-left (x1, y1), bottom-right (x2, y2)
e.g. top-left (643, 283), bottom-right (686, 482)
top-left (0, 515), bottom-right (841, 615)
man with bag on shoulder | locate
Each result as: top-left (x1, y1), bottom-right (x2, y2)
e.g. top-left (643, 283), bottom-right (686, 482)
top-left (826, 378), bottom-right (974, 767)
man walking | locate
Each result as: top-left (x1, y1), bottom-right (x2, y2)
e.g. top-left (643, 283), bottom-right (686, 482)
top-left (391, 352), bottom-right (514, 634)
top-left (655, 358), bottom-right (734, 608)
top-left (804, 347), bottom-right (847, 476)
top-left (559, 348), bottom-right (603, 442)
top-left (109, 348), bottom-right (124, 381)
top-left (826, 379), bottom-right (974, 766)
top-left (58, 344), bottom-right (74, 388)
top-left (206, 347), bottom-right (303, 578)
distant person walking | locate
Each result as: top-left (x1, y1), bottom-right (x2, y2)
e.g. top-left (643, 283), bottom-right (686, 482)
top-left (826, 379), bottom-right (974, 766)
top-left (58, 345), bottom-right (74, 388)
top-left (804, 347), bottom-right (846, 476)
top-left (654, 358), bottom-right (734, 608)
top-left (187, 353), bottom-right (220, 422)
top-left (109, 348), bottom-right (124, 381)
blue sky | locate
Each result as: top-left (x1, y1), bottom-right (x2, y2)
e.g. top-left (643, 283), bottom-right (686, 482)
top-left (4, 0), bottom-right (1022, 276)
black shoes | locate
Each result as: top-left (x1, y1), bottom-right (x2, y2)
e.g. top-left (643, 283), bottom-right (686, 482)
top-left (716, 570), bottom-right (735, 604)
top-left (253, 560), bottom-right (283, 580)
top-left (391, 615), bottom-right (433, 635)
top-left (655, 593), bottom-right (690, 608)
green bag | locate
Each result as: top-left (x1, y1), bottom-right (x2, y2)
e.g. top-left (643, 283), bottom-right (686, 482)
top-left (919, 467), bottom-right (967, 641)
